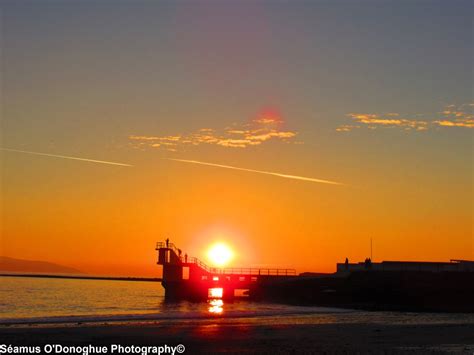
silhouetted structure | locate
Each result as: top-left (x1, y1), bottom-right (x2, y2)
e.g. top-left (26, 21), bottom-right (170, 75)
top-left (337, 259), bottom-right (474, 273)
top-left (156, 242), bottom-right (474, 311)
top-left (156, 241), bottom-right (296, 301)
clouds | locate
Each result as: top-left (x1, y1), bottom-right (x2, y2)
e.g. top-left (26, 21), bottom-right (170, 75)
top-left (436, 103), bottom-right (474, 128)
top-left (343, 113), bottom-right (429, 131)
top-left (130, 115), bottom-right (298, 151)
top-left (436, 120), bottom-right (473, 128)
top-left (336, 103), bottom-right (473, 132)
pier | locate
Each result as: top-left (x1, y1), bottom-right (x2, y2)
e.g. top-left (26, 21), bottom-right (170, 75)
top-left (156, 242), bottom-right (296, 300)
top-left (156, 241), bottom-right (474, 311)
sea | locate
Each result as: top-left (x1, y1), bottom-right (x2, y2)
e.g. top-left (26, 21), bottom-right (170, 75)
top-left (1, 276), bottom-right (473, 326)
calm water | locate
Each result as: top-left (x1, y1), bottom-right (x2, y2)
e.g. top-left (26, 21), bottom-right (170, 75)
top-left (1, 276), bottom-right (473, 325)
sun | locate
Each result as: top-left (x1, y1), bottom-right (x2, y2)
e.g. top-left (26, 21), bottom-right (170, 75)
top-left (207, 243), bottom-right (234, 267)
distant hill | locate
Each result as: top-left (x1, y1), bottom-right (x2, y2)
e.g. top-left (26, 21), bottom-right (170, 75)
top-left (0, 256), bottom-right (84, 275)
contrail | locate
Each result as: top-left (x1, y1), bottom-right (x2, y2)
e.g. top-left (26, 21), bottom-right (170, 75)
top-left (1, 148), bottom-right (133, 167)
top-left (165, 158), bottom-right (342, 185)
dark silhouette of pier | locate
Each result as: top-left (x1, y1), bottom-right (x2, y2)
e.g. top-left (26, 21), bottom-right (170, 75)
top-left (156, 241), bottom-right (296, 300)
top-left (156, 241), bottom-right (474, 312)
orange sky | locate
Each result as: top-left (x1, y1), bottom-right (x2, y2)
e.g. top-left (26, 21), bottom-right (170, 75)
top-left (1, 140), bottom-right (472, 276)
top-left (1, 1), bottom-right (472, 277)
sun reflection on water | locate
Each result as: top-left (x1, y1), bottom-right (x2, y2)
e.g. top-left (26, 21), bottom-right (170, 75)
top-left (208, 299), bottom-right (224, 314)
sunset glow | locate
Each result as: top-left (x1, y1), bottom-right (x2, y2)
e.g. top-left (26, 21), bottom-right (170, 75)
top-left (207, 243), bottom-right (234, 267)
top-left (1, 1), bottom-right (472, 279)
top-left (2, 2), bottom-right (473, 352)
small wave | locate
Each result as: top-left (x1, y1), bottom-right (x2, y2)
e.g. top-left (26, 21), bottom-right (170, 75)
top-left (0, 307), bottom-right (353, 325)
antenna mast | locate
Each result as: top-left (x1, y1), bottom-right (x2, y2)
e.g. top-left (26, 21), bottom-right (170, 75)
top-left (370, 237), bottom-right (373, 260)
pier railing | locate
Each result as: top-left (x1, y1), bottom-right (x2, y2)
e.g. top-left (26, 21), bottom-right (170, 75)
top-left (214, 267), bottom-right (296, 276)
top-left (156, 242), bottom-right (183, 256)
top-left (156, 242), bottom-right (296, 276)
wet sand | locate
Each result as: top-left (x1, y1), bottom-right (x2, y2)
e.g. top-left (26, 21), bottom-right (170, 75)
top-left (1, 320), bottom-right (474, 354)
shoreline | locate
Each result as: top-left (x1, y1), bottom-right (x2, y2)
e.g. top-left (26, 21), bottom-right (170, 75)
top-left (0, 274), bottom-right (161, 282)
top-left (3, 307), bottom-right (474, 327)
top-left (0, 305), bottom-right (474, 329)
top-left (1, 319), bottom-right (474, 354)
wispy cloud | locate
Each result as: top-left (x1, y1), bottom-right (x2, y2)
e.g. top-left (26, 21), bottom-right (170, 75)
top-left (165, 158), bottom-right (342, 186)
top-left (0, 148), bottom-right (133, 167)
top-left (336, 103), bottom-right (473, 132)
top-left (436, 103), bottom-right (474, 128)
top-left (335, 125), bottom-right (360, 132)
top-left (436, 120), bottom-right (474, 128)
top-left (130, 113), bottom-right (298, 152)
top-left (345, 113), bottom-right (429, 131)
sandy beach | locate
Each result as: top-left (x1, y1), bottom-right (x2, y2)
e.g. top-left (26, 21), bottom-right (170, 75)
top-left (2, 319), bottom-right (474, 354)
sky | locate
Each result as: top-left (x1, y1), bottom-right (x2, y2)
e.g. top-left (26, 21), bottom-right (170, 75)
top-left (1, 0), bottom-right (472, 276)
